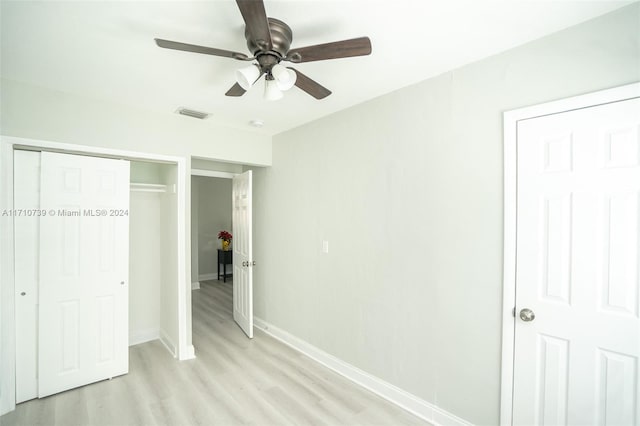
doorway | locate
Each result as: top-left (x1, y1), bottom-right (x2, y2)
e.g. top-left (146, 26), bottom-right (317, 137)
top-left (190, 163), bottom-right (254, 339)
top-left (501, 83), bottom-right (640, 425)
top-left (191, 175), bottom-right (233, 286)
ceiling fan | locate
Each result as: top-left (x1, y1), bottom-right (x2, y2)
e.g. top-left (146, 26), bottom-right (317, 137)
top-left (154, 0), bottom-right (372, 100)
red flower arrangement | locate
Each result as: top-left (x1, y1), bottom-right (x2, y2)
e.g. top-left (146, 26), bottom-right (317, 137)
top-left (218, 230), bottom-right (232, 242)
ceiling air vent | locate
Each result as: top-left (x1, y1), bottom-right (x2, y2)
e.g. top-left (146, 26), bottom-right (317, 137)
top-left (175, 107), bottom-right (210, 120)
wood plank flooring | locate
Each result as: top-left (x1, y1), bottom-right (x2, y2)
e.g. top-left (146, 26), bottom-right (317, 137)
top-left (1, 279), bottom-right (430, 426)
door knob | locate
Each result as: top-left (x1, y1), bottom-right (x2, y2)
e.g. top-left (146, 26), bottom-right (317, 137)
top-left (519, 308), bottom-right (535, 322)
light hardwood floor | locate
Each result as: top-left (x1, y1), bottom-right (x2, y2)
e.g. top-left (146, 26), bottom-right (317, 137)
top-left (1, 279), bottom-right (430, 426)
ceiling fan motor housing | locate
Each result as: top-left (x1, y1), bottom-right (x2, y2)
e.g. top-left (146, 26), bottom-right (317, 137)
top-left (256, 54), bottom-right (279, 75)
top-left (246, 18), bottom-right (292, 58)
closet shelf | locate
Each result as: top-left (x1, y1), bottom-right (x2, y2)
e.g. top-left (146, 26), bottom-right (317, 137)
top-left (130, 183), bottom-right (167, 193)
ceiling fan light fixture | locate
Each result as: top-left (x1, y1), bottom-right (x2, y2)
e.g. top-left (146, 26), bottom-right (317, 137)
top-left (236, 64), bottom-right (261, 90)
top-left (276, 80), bottom-right (293, 91)
top-left (276, 72), bottom-right (296, 91)
top-left (272, 64), bottom-right (296, 91)
top-left (264, 77), bottom-right (284, 101)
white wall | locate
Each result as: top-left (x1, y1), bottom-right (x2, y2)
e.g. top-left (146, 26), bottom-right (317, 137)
top-left (0, 79), bottom-right (271, 166)
top-left (250, 4), bottom-right (640, 425)
top-left (129, 191), bottom-right (162, 343)
top-left (129, 161), bottom-right (167, 345)
top-left (191, 177), bottom-right (200, 286)
top-left (131, 161), bottom-right (164, 184)
top-left (192, 158), bottom-right (244, 174)
top-left (159, 165), bottom-right (180, 355)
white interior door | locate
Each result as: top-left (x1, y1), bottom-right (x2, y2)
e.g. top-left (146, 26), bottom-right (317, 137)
top-left (513, 98), bottom-right (640, 425)
top-left (14, 150), bottom-right (41, 403)
top-left (232, 170), bottom-right (253, 338)
top-left (38, 151), bottom-right (130, 397)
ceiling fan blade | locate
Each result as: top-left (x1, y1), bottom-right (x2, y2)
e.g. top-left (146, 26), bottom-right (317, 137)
top-left (285, 37), bottom-right (371, 63)
top-left (236, 0), bottom-right (272, 51)
top-left (225, 83), bottom-right (247, 97)
top-left (155, 38), bottom-right (250, 60)
top-left (290, 68), bottom-right (331, 99)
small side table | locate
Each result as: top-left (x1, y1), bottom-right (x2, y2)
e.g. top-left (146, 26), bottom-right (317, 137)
top-left (217, 249), bottom-right (233, 282)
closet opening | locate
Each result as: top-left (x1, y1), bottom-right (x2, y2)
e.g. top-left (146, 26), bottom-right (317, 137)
top-left (0, 137), bottom-right (188, 414)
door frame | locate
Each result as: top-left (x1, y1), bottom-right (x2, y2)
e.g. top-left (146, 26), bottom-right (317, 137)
top-left (0, 135), bottom-right (190, 415)
top-left (500, 82), bottom-right (640, 425)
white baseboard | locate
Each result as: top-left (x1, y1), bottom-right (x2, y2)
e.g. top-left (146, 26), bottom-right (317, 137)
top-left (129, 327), bottom-right (160, 346)
top-left (198, 273), bottom-right (218, 282)
top-left (253, 317), bottom-right (473, 426)
top-left (191, 281), bottom-right (200, 290)
top-left (180, 344), bottom-right (196, 360)
top-left (159, 329), bottom-right (177, 358)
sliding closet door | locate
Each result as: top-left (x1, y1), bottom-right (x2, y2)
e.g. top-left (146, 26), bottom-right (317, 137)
top-left (14, 150), bottom-right (41, 403)
top-left (38, 152), bottom-right (130, 397)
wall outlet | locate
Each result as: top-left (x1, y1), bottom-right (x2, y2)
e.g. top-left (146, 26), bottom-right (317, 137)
top-left (322, 240), bottom-right (329, 253)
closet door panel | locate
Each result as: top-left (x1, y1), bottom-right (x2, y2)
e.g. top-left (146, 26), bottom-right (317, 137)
top-left (38, 152), bottom-right (130, 398)
top-left (14, 150), bottom-right (41, 403)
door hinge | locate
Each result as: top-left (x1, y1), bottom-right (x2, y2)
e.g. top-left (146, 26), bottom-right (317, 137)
top-left (512, 307), bottom-right (516, 317)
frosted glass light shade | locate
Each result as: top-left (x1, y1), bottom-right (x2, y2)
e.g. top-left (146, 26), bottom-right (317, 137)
top-left (272, 64), bottom-right (297, 91)
top-left (236, 64), bottom-right (261, 90)
top-left (264, 78), bottom-right (283, 101)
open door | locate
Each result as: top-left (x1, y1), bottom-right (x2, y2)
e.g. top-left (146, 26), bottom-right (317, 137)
top-left (232, 170), bottom-right (253, 338)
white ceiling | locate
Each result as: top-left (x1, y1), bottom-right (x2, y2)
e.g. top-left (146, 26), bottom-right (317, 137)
top-left (1, 0), bottom-right (633, 135)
